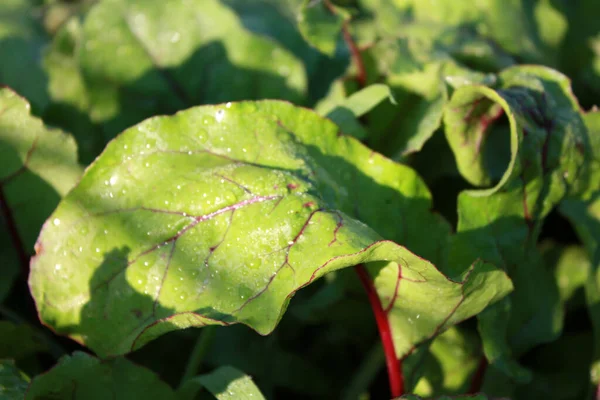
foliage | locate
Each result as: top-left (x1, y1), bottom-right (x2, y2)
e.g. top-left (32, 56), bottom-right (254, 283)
top-left (1, 0), bottom-right (599, 399)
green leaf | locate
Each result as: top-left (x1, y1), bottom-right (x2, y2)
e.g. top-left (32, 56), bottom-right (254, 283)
top-left (412, 327), bottom-right (481, 397)
top-left (318, 83), bottom-right (396, 139)
top-left (374, 258), bottom-right (511, 359)
top-left (559, 110), bottom-right (600, 384)
top-left (513, 332), bottom-right (594, 400)
top-left (0, 88), bottom-right (81, 302)
top-left (400, 394), bottom-right (488, 400)
top-left (0, 360), bottom-right (29, 400)
top-left (30, 100), bottom-right (511, 357)
top-left (42, 17), bottom-right (101, 163)
top-left (298, 0), bottom-right (347, 57)
top-left (26, 351), bottom-right (176, 399)
top-left (67, 0), bottom-right (306, 140)
top-left (444, 66), bottom-right (590, 378)
top-left (0, 0), bottom-right (49, 112)
top-left (0, 321), bottom-right (48, 361)
top-left (179, 365), bottom-right (265, 400)
top-left (543, 244), bottom-right (591, 307)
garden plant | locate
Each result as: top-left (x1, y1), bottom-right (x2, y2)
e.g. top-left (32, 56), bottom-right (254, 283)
top-left (1, 0), bottom-right (600, 399)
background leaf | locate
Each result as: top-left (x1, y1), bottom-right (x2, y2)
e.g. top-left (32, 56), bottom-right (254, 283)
top-left (179, 365), bottom-right (265, 400)
top-left (26, 351), bottom-right (176, 399)
top-left (0, 360), bottom-right (29, 400)
top-left (298, 0), bottom-right (347, 57)
top-left (0, 88), bottom-right (81, 302)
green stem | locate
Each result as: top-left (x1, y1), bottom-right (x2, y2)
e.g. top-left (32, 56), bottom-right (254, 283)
top-left (180, 326), bottom-right (216, 386)
top-left (342, 342), bottom-right (385, 400)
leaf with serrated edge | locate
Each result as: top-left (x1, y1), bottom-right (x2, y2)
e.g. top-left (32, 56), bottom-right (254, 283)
top-left (30, 100), bottom-right (511, 357)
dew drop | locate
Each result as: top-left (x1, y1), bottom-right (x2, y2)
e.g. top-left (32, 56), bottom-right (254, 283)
top-left (215, 109), bottom-right (225, 123)
top-left (53, 218), bottom-right (61, 226)
top-left (226, 102), bottom-right (232, 108)
top-left (144, 261), bottom-right (149, 266)
top-left (109, 175), bottom-right (118, 185)
top-left (95, 248), bottom-right (100, 253)
top-left (55, 264), bottom-right (62, 271)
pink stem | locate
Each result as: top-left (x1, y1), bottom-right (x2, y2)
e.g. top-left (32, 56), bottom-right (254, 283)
top-left (355, 264), bottom-right (403, 397)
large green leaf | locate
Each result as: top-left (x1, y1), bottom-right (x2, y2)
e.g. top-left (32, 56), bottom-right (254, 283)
top-left (26, 351), bottom-right (176, 399)
top-left (444, 66), bottom-right (590, 379)
top-left (0, 88), bottom-right (81, 302)
top-left (68, 0), bottom-right (306, 140)
top-left (30, 100), bottom-right (511, 357)
top-left (0, 0), bottom-right (49, 112)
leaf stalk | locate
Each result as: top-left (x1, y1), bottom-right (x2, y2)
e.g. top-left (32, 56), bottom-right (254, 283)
top-left (355, 264), bottom-right (403, 397)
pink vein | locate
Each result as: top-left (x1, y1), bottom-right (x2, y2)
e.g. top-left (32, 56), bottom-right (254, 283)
top-left (91, 195), bottom-right (281, 291)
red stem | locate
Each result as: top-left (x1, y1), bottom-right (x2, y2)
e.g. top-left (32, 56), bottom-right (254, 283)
top-left (468, 356), bottom-right (487, 394)
top-left (355, 264), bottom-right (403, 397)
top-left (0, 187), bottom-right (29, 274)
top-left (324, 0), bottom-right (367, 88)
top-left (341, 24), bottom-right (367, 88)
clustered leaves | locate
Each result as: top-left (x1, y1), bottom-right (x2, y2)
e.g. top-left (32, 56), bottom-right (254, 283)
top-left (1, 0), bottom-right (599, 399)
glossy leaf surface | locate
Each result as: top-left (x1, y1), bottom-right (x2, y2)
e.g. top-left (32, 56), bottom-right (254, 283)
top-left (30, 100), bottom-right (511, 357)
